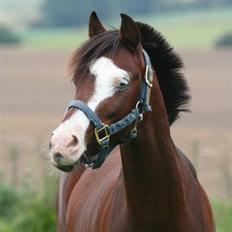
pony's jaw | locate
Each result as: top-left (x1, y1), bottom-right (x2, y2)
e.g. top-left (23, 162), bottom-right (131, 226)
top-left (49, 56), bottom-right (129, 170)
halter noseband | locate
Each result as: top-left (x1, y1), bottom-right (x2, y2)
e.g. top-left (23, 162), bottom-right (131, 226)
top-left (67, 49), bottom-right (153, 169)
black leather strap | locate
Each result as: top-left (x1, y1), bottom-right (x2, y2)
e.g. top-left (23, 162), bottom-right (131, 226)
top-left (68, 100), bottom-right (103, 129)
top-left (67, 49), bottom-right (153, 169)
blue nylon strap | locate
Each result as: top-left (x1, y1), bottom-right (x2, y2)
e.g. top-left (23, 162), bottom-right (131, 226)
top-left (143, 49), bottom-right (152, 67)
top-left (68, 100), bottom-right (112, 169)
top-left (67, 100), bottom-right (141, 169)
top-left (139, 49), bottom-right (153, 113)
top-left (68, 100), bottom-right (141, 137)
top-left (67, 101), bottom-right (144, 169)
top-left (68, 100), bottom-right (103, 129)
top-left (108, 108), bottom-right (140, 135)
top-left (67, 49), bottom-right (153, 169)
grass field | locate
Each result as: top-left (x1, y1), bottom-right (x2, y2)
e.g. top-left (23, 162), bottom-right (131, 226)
top-left (212, 200), bottom-right (232, 232)
top-left (22, 28), bottom-right (87, 49)
top-left (20, 7), bottom-right (231, 49)
top-left (141, 7), bottom-right (231, 49)
top-left (0, 180), bottom-right (231, 232)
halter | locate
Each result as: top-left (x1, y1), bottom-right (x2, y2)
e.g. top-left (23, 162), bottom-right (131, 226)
top-left (67, 49), bottom-right (153, 169)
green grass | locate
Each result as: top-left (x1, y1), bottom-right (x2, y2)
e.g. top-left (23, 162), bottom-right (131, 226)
top-left (0, 180), bottom-right (231, 231)
top-left (0, 180), bottom-right (56, 232)
top-left (22, 28), bottom-right (87, 49)
top-left (212, 200), bottom-right (232, 232)
top-left (142, 7), bottom-right (231, 49)
top-left (19, 7), bottom-right (231, 49)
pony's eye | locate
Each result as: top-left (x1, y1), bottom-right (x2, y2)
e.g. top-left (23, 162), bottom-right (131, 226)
top-left (117, 77), bottom-right (129, 90)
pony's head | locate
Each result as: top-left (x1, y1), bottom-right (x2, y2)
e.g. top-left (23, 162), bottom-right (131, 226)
top-left (49, 12), bottom-right (189, 172)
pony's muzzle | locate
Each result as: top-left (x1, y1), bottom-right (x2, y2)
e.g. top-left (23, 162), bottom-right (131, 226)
top-left (50, 131), bottom-right (81, 167)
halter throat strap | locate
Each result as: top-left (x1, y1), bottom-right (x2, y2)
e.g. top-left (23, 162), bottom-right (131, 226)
top-left (67, 49), bottom-right (153, 169)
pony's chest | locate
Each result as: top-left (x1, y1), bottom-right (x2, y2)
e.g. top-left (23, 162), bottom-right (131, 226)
top-left (66, 178), bottom-right (128, 232)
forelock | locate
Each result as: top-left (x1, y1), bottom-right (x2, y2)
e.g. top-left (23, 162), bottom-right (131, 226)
top-left (69, 30), bottom-right (121, 78)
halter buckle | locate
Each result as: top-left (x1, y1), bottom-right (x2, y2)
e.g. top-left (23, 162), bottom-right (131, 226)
top-left (145, 66), bottom-right (153, 88)
top-left (95, 124), bottom-right (110, 145)
top-left (139, 114), bottom-right (143, 122)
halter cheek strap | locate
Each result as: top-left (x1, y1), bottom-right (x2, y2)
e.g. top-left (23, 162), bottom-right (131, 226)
top-left (67, 101), bottom-right (141, 168)
top-left (67, 49), bottom-right (153, 169)
top-left (139, 49), bottom-right (153, 113)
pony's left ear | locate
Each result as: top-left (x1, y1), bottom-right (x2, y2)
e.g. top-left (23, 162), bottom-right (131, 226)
top-left (120, 14), bottom-right (141, 50)
top-left (89, 11), bottom-right (106, 38)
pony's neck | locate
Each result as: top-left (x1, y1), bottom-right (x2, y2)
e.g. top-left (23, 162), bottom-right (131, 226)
top-left (120, 76), bottom-right (186, 228)
top-left (57, 165), bottom-right (85, 232)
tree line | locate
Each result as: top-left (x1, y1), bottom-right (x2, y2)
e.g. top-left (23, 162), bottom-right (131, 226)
top-left (38, 0), bottom-right (231, 27)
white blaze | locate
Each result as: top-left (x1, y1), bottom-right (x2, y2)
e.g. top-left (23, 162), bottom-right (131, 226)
top-left (52, 57), bottom-right (128, 161)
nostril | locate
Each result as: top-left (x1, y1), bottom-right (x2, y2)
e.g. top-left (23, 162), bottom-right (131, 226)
top-left (72, 135), bottom-right (78, 142)
top-left (69, 135), bottom-right (79, 147)
top-left (53, 152), bottom-right (64, 164)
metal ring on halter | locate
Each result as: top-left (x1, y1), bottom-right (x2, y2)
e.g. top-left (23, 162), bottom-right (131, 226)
top-left (135, 101), bottom-right (141, 109)
top-left (135, 101), bottom-right (143, 122)
top-left (136, 101), bottom-right (143, 113)
top-left (145, 66), bottom-right (153, 88)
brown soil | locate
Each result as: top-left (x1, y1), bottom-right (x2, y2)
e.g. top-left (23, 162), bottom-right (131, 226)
top-left (0, 47), bottom-right (231, 199)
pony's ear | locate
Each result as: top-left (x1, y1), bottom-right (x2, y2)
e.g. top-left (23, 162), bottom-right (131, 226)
top-left (120, 14), bottom-right (141, 50)
top-left (88, 11), bottom-right (106, 38)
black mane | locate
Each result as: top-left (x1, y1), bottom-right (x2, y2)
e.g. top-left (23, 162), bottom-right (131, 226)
top-left (70, 22), bottom-right (190, 125)
top-left (137, 22), bottom-right (190, 124)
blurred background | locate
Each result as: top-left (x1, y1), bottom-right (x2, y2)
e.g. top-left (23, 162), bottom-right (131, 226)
top-left (0, 0), bottom-right (231, 231)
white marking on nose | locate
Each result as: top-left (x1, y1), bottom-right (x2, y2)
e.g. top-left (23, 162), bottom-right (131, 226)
top-left (51, 57), bottom-right (129, 163)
